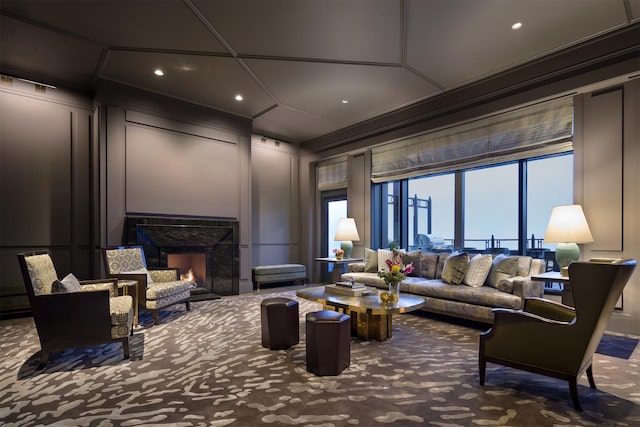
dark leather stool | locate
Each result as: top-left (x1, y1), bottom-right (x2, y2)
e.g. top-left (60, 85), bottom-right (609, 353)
top-left (306, 310), bottom-right (351, 376)
top-left (261, 297), bottom-right (299, 350)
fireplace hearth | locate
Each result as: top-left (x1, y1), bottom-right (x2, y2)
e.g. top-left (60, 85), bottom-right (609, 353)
top-left (123, 215), bottom-right (239, 299)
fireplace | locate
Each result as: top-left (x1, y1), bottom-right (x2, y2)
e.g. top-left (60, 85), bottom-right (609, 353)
top-left (123, 215), bottom-right (239, 298)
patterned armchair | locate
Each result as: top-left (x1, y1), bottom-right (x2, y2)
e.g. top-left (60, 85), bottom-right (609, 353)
top-left (103, 246), bottom-right (192, 325)
top-left (479, 259), bottom-right (636, 411)
top-left (17, 251), bottom-right (133, 367)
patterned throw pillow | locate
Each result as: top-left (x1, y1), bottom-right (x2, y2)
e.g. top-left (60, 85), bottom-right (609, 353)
top-left (441, 252), bottom-right (470, 285)
top-left (419, 252), bottom-right (438, 279)
top-left (377, 249), bottom-right (394, 272)
top-left (463, 254), bottom-right (493, 287)
top-left (52, 273), bottom-right (82, 293)
top-left (485, 254), bottom-right (520, 288)
top-left (364, 248), bottom-right (378, 272)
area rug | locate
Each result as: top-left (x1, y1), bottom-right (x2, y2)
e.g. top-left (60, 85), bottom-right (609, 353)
top-left (596, 334), bottom-right (640, 360)
top-left (1, 291), bottom-right (639, 426)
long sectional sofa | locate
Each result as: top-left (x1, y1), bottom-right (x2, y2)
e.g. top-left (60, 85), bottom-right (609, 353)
top-left (341, 249), bottom-right (546, 324)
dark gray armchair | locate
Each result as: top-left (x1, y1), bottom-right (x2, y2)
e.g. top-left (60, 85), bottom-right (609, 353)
top-left (17, 251), bottom-right (134, 367)
top-left (479, 259), bottom-right (636, 411)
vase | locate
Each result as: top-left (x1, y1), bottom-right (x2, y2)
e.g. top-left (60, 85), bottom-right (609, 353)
top-left (335, 254), bottom-right (343, 260)
top-left (388, 282), bottom-right (400, 303)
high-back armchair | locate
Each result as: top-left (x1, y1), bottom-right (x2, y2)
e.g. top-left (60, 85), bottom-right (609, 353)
top-left (479, 259), bottom-right (636, 411)
top-left (103, 246), bottom-right (192, 325)
top-left (17, 251), bottom-right (134, 367)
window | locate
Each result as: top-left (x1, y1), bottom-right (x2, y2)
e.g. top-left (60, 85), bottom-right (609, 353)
top-left (371, 153), bottom-right (574, 255)
top-left (464, 164), bottom-right (519, 251)
top-left (526, 154), bottom-right (574, 251)
top-left (407, 174), bottom-right (455, 251)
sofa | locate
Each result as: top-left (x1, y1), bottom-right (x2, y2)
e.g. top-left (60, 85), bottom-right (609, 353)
top-left (341, 249), bottom-right (546, 324)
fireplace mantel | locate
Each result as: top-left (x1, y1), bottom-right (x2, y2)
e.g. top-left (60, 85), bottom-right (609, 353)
top-left (124, 215), bottom-right (239, 297)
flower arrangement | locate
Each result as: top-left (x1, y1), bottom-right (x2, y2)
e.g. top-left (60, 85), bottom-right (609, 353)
top-left (377, 254), bottom-right (414, 286)
top-left (333, 248), bottom-right (345, 259)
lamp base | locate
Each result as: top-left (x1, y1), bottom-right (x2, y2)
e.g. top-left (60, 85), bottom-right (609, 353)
top-left (340, 241), bottom-right (353, 259)
top-left (555, 242), bottom-right (580, 277)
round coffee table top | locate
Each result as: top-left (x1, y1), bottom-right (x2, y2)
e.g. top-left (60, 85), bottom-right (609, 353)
top-left (296, 285), bottom-right (425, 315)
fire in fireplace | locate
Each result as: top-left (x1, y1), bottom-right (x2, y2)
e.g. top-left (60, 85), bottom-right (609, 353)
top-left (167, 253), bottom-right (206, 287)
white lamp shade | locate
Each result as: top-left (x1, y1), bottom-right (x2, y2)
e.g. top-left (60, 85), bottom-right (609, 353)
top-left (334, 218), bottom-right (360, 241)
top-left (543, 205), bottom-right (594, 244)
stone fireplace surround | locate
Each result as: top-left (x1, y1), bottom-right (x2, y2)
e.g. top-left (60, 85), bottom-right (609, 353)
top-left (123, 215), bottom-right (239, 299)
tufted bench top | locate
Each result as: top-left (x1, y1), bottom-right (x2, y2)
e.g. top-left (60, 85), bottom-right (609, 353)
top-left (253, 264), bottom-right (306, 275)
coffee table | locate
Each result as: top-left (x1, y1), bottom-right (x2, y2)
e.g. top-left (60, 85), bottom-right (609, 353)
top-left (296, 286), bottom-right (425, 341)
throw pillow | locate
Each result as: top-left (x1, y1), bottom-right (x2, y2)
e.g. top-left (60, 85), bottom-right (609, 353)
top-left (51, 273), bottom-right (82, 293)
top-left (377, 249), bottom-right (394, 272)
top-left (441, 252), bottom-right (469, 285)
top-left (435, 252), bottom-right (449, 279)
top-left (125, 267), bottom-right (154, 284)
top-left (396, 249), bottom-right (422, 277)
top-left (364, 248), bottom-right (378, 273)
top-left (463, 254), bottom-right (493, 287)
top-left (419, 252), bottom-right (438, 279)
top-left (485, 255), bottom-right (520, 288)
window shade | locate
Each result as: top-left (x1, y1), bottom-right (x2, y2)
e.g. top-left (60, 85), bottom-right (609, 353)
top-left (371, 98), bottom-right (573, 182)
top-left (317, 156), bottom-right (348, 191)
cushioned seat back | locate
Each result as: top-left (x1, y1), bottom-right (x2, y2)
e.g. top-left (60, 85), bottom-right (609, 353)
top-left (104, 247), bottom-right (147, 274)
top-left (24, 253), bottom-right (58, 296)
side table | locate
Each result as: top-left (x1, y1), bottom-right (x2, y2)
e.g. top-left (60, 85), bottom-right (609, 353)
top-left (314, 257), bottom-right (363, 284)
top-left (117, 279), bottom-right (139, 327)
top-left (531, 271), bottom-right (572, 307)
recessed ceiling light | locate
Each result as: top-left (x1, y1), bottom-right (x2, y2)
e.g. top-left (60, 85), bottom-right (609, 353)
top-left (154, 69), bottom-right (164, 76)
top-left (341, 99), bottom-right (349, 104)
top-left (235, 94), bottom-right (244, 101)
top-left (512, 22), bottom-right (522, 30)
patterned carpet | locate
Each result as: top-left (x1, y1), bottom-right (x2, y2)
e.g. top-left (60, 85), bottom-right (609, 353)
top-left (1, 290), bottom-right (639, 426)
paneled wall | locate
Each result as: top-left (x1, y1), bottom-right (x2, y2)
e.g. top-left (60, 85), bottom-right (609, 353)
top-left (0, 79), bottom-right (94, 313)
top-left (96, 81), bottom-right (254, 293)
top-left (251, 136), bottom-right (300, 268)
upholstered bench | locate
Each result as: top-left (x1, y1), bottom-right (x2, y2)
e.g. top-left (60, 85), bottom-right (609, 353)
top-left (252, 264), bottom-right (306, 291)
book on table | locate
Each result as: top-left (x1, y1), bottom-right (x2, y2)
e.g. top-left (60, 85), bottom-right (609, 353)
top-left (335, 281), bottom-right (365, 289)
top-left (325, 284), bottom-right (374, 296)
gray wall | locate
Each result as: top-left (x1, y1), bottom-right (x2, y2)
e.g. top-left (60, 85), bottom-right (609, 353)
top-left (0, 78), bottom-right (94, 313)
top-left (251, 135), bottom-right (301, 268)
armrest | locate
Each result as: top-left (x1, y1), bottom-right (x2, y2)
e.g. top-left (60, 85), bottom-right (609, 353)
top-left (347, 263), bottom-right (365, 273)
top-left (523, 297), bottom-right (576, 322)
top-left (79, 278), bottom-right (118, 297)
top-left (32, 291), bottom-right (112, 344)
top-left (149, 268), bottom-right (179, 282)
top-left (511, 276), bottom-right (544, 300)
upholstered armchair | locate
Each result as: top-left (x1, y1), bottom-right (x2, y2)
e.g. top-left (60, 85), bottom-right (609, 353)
top-left (17, 251), bottom-right (133, 367)
top-left (103, 246), bottom-right (192, 325)
top-left (479, 259), bottom-right (636, 411)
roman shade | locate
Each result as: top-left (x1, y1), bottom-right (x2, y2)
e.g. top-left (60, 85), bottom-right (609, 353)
top-left (317, 156), bottom-right (348, 191)
top-left (371, 97), bottom-right (573, 182)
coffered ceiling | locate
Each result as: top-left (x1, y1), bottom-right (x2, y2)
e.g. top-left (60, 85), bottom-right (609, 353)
top-left (1, 0), bottom-right (639, 146)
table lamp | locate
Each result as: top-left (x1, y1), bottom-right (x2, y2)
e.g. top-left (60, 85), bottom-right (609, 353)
top-left (334, 218), bottom-right (360, 259)
top-left (543, 204), bottom-right (594, 277)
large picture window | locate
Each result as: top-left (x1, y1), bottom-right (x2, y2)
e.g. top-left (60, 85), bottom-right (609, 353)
top-left (371, 152), bottom-right (574, 255)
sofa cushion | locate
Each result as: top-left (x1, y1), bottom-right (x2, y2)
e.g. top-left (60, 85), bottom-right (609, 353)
top-left (364, 248), bottom-right (378, 272)
top-left (485, 255), bottom-right (520, 288)
top-left (441, 252), bottom-right (469, 285)
top-left (419, 252), bottom-right (439, 279)
top-left (435, 253), bottom-right (449, 279)
top-left (406, 280), bottom-right (522, 310)
top-left (377, 249), bottom-right (394, 272)
top-left (463, 254), bottom-right (493, 287)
